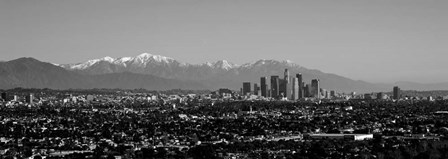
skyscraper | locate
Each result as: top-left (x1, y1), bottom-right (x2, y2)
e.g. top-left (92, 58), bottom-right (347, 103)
top-left (253, 83), bottom-right (259, 95)
top-left (243, 82), bottom-right (251, 95)
top-left (279, 69), bottom-right (290, 98)
top-left (270, 76), bottom-right (279, 98)
top-left (291, 77), bottom-right (299, 100)
top-left (393, 86), bottom-right (400, 100)
top-left (311, 79), bottom-right (320, 99)
top-left (302, 82), bottom-right (306, 97)
top-left (260, 77), bottom-right (267, 97)
top-left (296, 73), bottom-right (303, 99)
top-left (304, 84), bottom-right (310, 97)
top-left (284, 69), bottom-right (290, 83)
top-left (279, 79), bottom-right (286, 98)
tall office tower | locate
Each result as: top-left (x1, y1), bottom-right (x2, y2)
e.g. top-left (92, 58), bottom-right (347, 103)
top-left (260, 77), bottom-right (267, 97)
top-left (279, 79), bottom-right (286, 98)
top-left (253, 83), bottom-right (259, 95)
top-left (286, 80), bottom-right (292, 100)
top-left (270, 76), bottom-right (280, 98)
top-left (393, 86), bottom-right (400, 100)
top-left (302, 82), bottom-right (306, 97)
top-left (303, 83), bottom-right (309, 98)
top-left (281, 69), bottom-right (290, 98)
top-left (284, 69), bottom-right (290, 83)
top-left (311, 79), bottom-right (320, 99)
top-left (13, 95), bottom-right (18, 101)
top-left (1, 92), bottom-right (6, 101)
top-left (243, 82), bottom-right (251, 95)
top-left (291, 77), bottom-right (299, 100)
top-left (296, 74), bottom-right (303, 99)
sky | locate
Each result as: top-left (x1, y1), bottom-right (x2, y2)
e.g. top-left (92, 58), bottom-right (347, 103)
top-left (0, 0), bottom-right (447, 83)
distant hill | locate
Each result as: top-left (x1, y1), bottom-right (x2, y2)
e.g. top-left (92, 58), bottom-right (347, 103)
top-left (0, 58), bottom-right (206, 90)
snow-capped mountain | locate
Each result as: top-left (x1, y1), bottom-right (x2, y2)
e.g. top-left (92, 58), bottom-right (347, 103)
top-left (57, 53), bottom-right (386, 92)
top-left (61, 53), bottom-right (178, 70)
top-left (4, 57), bottom-right (448, 92)
top-left (212, 60), bottom-right (239, 70)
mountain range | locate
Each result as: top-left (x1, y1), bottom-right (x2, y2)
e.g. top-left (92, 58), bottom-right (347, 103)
top-left (1, 53), bottom-right (448, 92)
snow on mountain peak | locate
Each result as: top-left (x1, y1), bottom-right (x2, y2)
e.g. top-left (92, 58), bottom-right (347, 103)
top-left (135, 53), bottom-right (174, 63)
top-left (136, 53), bottom-right (153, 58)
top-left (212, 60), bottom-right (237, 70)
top-left (63, 53), bottom-right (300, 72)
top-left (203, 62), bottom-right (213, 67)
top-left (100, 56), bottom-right (115, 63)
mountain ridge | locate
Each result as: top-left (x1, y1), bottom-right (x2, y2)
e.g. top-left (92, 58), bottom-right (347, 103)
top-left (56, 53), bottom-right (383, 92)
top-left (0, 57), bottom-right (206, 90)
top-left (3, 56), bottom-right (448, 93)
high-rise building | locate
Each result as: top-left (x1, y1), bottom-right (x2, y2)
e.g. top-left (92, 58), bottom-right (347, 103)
top-left (393, 86), bottom-right (400, 100)
top-left (311, 79), bottom-right (320, 99)
top-left (253, 83), bottom-right (259, 95)
top-left (291, 77), bottom-right (299, 100)
top-left (243, 82), bottom-right (251, 95)
top-left (330, 90), bottom-right (335, 98)
top-left (304, 84), bottom-right (310, 97)
top-left (260, 77), bottom-right (267, 97)
top-left (296, 74), bottom-right (303, 99)
top-left (279, 69), bottom-right (290, 98)
top-left (284, 69), bottom-right (290, 83)
top-left (270, 76), bottom-right (279, 98)
top-left (302, 82), bottom-right (306, 97)
top-left (279, 79), bottom-right (286, 98)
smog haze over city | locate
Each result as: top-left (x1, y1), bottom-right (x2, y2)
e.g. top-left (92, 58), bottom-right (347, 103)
top-left (1, 1), bottom-right (448, 159)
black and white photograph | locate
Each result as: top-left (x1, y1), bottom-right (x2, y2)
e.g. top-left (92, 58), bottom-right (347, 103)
top-left (1, 0), bottom-right (448, 158)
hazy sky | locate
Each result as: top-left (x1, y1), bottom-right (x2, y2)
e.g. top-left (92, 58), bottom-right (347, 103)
top-left (1, 0), bottom-right (447, 83)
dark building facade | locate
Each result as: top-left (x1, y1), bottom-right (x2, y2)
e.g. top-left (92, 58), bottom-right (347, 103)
top-left (311, 79), bottom-right (320, 99)
top-left (296, 73), bottom-right (303, 99)
top-left (279, 69), bottom-right (290, 98)
top-left (270, 76), bottom-right (279, 98)
top-left (243, 82), bottom-right (251, 95)
top-left (393, 86), bottom-right (400, 100)
top-left (304, 84), bottom-right (310, 97)
top-left (253, 83), bottom-right (259, 95)
top-left (260, 77), bottom-right (267, 97)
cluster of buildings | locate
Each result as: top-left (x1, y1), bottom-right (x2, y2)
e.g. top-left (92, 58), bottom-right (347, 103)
top-left (0, 92), bottom-right (35, 105)
top-left (242, 69), bottom-right (334, 100)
